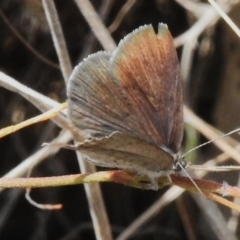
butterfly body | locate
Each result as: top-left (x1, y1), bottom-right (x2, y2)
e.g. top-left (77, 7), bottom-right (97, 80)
top-left (67, 24), bottom-right (184, 189)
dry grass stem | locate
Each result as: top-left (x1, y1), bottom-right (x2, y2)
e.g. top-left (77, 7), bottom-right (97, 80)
top-left (42, 0), bottom-right (72, 83)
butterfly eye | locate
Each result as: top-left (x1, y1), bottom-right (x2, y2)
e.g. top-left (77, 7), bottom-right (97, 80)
top-left (173, 156), bottom-right (186, 172)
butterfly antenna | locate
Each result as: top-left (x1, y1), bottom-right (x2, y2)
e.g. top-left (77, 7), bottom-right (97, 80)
top-left (175, 161), bottom-right (203, 195)
top-left (181, 128), bottom-right (240, 158)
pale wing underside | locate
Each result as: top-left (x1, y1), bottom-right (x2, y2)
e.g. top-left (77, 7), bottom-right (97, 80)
top-left (77, 132), bottom-right (175, 175)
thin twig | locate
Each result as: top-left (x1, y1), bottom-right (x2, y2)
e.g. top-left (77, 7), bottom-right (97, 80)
top-left (25, 168), bottom-right (62, 210)
top-left (108, 0), bottom-right (136, 33)
top-left (1, 130), bottom-right (72, 181)
top-left (184, 107), bottom-right (240, 164)
top-left (175, 0), bottom-right (209, 18)
top-left (0, 8), bottom-right (59, 69)
top-left (174, 6), bottom-right (224, 48)
top-left (0, 103), bottom-right (67, 138)
top-left (116, 186), bottom-right (184, 240)
top-left (80, 0), bottom-right (114, 59)
top-left (0, 72), bottom-right (60, 110)
top-left (74, 0), bottom-right (116, 52)
top-left (192, 193), bottom-right (238, 240)
top-left (77, 152), bottom-right (113, 240)
top-left (42, 1), bottom-right (113, 239)
top-left (227, 177), bottom-right (240, 232)
top-left (42, 0), bottom-right (72, 83)
top-left (25, 188), bottom-right (62, 210)
top-left (176, 197), bottom-right (198, 240)
top-left (208, 0), bottom-right (240, 38)
top-left (0, 72), bottom-right (70, 131)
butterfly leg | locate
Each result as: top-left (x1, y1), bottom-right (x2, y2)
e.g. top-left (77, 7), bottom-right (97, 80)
top-left (149, 175), bottom-right (172, 190)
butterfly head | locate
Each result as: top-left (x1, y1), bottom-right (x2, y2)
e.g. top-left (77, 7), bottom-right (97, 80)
top-left (173, 155), bottom-right (187, 172)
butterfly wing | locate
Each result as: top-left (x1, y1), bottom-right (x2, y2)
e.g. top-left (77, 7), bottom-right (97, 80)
top-left (76, 132), bottom-right (176, 175)
top-left (67, 23), bottom-right (183, 153)
top-left (67, 52), bottom-right (147, 139)
top-left (110, 24), bottom-right (183, 152)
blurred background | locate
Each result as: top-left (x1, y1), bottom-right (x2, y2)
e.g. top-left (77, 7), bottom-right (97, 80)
top-left (0, 0), bottom-right (240, 239)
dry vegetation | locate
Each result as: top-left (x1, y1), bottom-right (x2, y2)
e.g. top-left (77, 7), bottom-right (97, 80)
top-left (0, 0), bottom-right (240, 240)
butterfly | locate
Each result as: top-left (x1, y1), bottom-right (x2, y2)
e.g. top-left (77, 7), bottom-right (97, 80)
top-left (67, 23), bottom-right (185, 190)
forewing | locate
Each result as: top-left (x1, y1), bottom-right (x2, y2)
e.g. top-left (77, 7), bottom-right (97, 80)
top-left (111, 24), bottom-right (183, 152)
top-left (68, 24), bottom-right (183, 153)
top-left (67, 52), bottom-right (146, 139)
